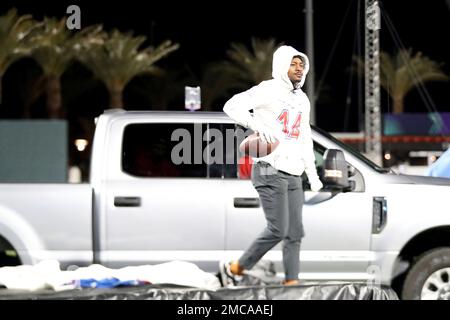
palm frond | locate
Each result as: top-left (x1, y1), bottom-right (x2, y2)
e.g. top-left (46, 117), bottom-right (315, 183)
top-left (0, 8), bottom-right (40, 75)
top-left (352, 48), bottom-right (448, 113)
top-left (77, 29), bottom-right (179, 92)
top-left (29, 17), bottom-right (102, 77)
top-left (217, 37), bottom-right (283, 90)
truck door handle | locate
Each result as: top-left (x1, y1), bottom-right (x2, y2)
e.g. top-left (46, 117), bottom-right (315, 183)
top-left (114, 196), bottom-right (141, 207)
top-left (234, 197), bottom-right (260, 208)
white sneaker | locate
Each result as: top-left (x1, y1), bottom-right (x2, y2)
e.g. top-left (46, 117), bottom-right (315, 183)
top-left (219, 260), bottom-right (243, 287)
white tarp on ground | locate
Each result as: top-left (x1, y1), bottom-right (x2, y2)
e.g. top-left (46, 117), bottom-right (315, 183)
top-left (0, 260), bottom-right (221, 291)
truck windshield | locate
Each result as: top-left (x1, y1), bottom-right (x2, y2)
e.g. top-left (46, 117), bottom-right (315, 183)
top-left (313, 126), bottom-right (390, 173)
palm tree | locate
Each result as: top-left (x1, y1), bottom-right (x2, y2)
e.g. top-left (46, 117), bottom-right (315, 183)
top-left (352, 49), bottom-right (448, 114)
top-left (217, 37), bottom-right (283, 90)
top-left (29, 17), bottom-right (102, 118)
top-left (196, 38), bottom-right (282, 110)
top-left (128, 68), bottom-right (190, 110)
top-left (0, 9), bottom-right (40, 105)
top-left (77, 29), bottom-right (179, 108)
top-left (199, 63), bottom-right (236, 110)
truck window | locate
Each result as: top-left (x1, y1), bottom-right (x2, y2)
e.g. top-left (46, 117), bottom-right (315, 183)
top-left (207, 123), bottom-right (239, 179)
top-left (206, 123), bottom-right (257, 180)
top-left (220, 126), bottom-right (328, 183)
top-left (302, 142), bottom-right (327, 189)
top-left (204, 124), bottom-right (328, 182)
top-left (122, 123), bottom-right (208, 178)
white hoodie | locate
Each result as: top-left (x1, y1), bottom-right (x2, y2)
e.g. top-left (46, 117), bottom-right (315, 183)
top-left (223, 45), bottom-right (319, 182)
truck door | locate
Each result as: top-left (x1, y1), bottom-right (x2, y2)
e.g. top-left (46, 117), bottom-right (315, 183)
top-left (224, 132), bottom-right (373, 281)
top-left (300, 142), bottom-right (373, 281)
top-left (103, 122), bottom-right (226, 272)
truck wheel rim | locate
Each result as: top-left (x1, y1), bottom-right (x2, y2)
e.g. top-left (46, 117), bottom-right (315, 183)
top-left (421, 268), bottom-right (450, 300)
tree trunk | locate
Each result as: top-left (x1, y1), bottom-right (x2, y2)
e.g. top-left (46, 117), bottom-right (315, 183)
top-left (46, 75), bottom-right (62, 118)
top-left (109, 82), bottom-right (124, 108)
top-left (0, 75), bottom-right (3, 105)
top-left (23, 103), bottom-right (31, 118)
top-left (393, 95), bottom-right (404, 114)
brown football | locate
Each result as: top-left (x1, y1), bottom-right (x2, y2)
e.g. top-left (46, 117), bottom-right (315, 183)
top-left (239, 133), bottom-right (280, 158)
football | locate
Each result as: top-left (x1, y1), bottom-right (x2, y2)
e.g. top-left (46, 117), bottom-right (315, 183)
top-left (239, 133), bottom-right (280, 158)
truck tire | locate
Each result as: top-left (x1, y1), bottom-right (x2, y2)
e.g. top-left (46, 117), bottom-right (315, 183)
top-left (0, 251), bottom-right (20, 267)
top-left (402, 247), bottom-right (450, 300)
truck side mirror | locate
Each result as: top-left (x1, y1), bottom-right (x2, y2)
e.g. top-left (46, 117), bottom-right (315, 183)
top-left (323, 149), bottom-right (354, 192)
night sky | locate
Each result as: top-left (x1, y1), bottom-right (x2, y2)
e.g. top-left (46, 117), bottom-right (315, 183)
top-left (1, 0), bottom-right (449, 132)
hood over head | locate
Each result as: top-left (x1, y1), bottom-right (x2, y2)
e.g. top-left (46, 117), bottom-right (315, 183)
top-left (272, 45), bottom-right (309, 90)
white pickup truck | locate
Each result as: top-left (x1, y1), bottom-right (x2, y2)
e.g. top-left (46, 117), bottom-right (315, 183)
top-left (1, 110), bottom-right (450, 300)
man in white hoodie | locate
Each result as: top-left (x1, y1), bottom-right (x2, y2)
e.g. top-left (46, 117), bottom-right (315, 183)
top-left (222, 45), bottom-right (323, 285)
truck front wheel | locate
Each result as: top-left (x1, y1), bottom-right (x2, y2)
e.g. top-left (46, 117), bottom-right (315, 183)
top-left (402, 248), bottom-right (450, 300)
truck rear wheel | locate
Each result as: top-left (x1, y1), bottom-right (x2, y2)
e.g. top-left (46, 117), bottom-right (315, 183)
top-left (402, 248), bottom-right (450, 300)
top-left (0, 250), bottom-right (20, 267)
top-left (0, 236), bottom-right (21, 267)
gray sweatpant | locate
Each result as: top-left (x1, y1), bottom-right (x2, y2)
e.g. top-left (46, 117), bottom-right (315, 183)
top-left (238, 161), bottom-right (305, 281)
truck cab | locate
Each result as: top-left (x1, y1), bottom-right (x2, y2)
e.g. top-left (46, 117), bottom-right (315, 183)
top-left (90, 110), bottom-right (450, 299)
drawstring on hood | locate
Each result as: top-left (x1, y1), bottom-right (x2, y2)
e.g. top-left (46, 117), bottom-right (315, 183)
top-left (272, 45), bottom-right (309, 90)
